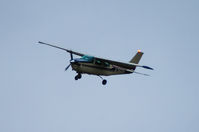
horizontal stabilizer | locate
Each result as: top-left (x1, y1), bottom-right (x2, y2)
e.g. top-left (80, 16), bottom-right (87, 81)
top-left (142, 65), bottom-right (154, 70)
top-left (134, 71), bottom-right (150, 76)
top-left (130, 63), bottom-right (154, 70)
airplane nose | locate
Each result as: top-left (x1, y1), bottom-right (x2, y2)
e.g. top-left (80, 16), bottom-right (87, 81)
top-left (70, 60), bottom-right (75, 63)
top-left (70, 59), bottom-right (79, 65)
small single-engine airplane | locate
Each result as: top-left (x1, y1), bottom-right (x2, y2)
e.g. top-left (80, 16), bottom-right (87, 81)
top-left (38, 41), bottom-right (153, 85)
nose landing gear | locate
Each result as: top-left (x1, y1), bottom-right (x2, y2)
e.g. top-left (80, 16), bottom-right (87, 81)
top-left (75, 73), bottom-right (82, 80)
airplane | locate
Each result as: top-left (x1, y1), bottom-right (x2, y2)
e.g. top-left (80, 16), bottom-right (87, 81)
top-left (38, 41), bottom-right (153, 85)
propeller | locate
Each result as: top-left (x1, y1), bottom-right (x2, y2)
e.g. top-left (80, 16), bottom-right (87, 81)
top-left (65, 53), bottom-right (74, 71)
top-left (65, 63), bottom-right (71, 71)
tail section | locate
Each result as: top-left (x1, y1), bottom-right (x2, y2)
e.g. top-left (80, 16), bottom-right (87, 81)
top-left (130, 50), bottom-right (144, 64)
top-left (129, 50), bottom-right (144, 70)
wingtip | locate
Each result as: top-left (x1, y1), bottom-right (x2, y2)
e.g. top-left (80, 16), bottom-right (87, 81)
top-left (38, 41), bottom-right (44, 44)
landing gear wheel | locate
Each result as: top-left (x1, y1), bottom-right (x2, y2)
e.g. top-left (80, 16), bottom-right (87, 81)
top-left (75, 76), bottom-right (79, 80)
top-left (102, 79), bottom-right (107, 85)
top-left (75, 73), bottom-right (82, 80)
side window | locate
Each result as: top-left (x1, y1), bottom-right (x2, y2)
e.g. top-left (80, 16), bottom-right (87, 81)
top-left (82, 55), bottom-right (94, 63)
top-left (95, 60), bottom-right (101, 65)
top-left (94, 59), bottom-right (110, 67)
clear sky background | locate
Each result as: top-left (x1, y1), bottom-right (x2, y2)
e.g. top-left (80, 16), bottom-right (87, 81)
top-left (0, 0), bottom-right (199, 132)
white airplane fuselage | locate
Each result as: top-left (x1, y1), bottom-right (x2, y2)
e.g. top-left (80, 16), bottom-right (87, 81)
top-left (71, 61), bottom-right (133, 76)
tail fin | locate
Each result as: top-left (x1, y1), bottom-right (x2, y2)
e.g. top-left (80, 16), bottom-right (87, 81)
top-left (130, 50), bottom-right (144, 64)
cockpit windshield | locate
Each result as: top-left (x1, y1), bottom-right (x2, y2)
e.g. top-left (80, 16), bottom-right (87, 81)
top-left (81, 55), bottom-right (94, 62)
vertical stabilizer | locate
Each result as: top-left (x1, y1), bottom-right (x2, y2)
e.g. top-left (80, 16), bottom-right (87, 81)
top-left (130, 50), bottom-right (144, 64)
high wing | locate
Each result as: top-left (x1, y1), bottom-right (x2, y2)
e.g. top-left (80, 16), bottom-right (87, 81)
top-left (38, 41), bottom-right (84, 56)
top-left (38, 41), bottom-right (153, 70)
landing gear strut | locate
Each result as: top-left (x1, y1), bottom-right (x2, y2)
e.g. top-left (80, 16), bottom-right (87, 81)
top-left (98, 76), bottom-right (107, 85)
top-left (75, 73), bottom-right (82, 80)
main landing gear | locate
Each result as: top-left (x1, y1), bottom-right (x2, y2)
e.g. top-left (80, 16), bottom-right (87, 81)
top-left (74, 74), bottom-right (107, 85)
top-left (102, 79), bottom-right (107, 85)
top-left (99, 76), bottom-right (107, 85)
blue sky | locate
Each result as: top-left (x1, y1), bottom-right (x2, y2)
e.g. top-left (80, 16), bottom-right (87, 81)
top-left (0, 0), bottom-right (199, 132)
